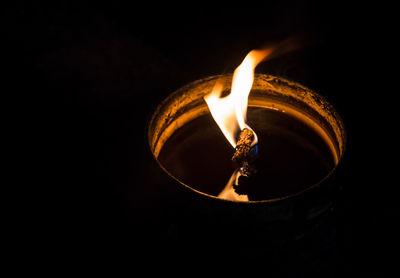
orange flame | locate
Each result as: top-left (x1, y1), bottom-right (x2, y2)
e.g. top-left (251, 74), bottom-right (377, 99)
top-left (204, 49), bottom-right (272, 148)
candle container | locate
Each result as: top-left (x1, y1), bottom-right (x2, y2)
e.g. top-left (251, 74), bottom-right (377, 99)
top-left (147, 74), bottom-right (346, 244)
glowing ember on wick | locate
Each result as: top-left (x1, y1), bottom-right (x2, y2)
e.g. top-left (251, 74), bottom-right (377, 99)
top-left (232, 128), bottom-right (257, 176)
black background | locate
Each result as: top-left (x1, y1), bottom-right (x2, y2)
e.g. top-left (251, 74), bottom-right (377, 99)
top-left (5, 0), bottom-right (398, 275)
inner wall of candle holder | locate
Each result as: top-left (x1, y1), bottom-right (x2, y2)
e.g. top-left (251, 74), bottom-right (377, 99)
top-left (148, 74), bottom-right (346, 202)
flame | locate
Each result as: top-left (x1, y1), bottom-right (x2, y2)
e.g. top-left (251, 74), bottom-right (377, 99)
top-left (204, 49), bottom-right (272, 148)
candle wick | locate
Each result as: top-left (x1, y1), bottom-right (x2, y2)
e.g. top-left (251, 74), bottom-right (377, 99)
top-left (232, 128), bottom-right (257, 164)
top-left (231, 128), bottom-right (258, 195)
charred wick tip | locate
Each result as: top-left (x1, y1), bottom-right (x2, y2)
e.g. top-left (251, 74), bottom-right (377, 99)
top-left (231, 128), bottom-right (256, 163)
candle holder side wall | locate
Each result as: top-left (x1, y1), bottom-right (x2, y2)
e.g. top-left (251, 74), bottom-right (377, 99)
top-left (147, 74), bottom-right (347, 244)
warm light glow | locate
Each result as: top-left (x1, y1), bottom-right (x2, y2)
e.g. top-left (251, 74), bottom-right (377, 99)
top-left (204, 49), bottom-right (271, 148)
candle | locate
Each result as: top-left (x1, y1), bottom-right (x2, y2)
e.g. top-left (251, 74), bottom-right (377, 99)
top-left (148, 73), bottom-right (345, 202)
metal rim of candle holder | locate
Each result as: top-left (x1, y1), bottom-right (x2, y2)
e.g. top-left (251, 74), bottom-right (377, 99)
top-left (148, 74), bottom-right (346, 204)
